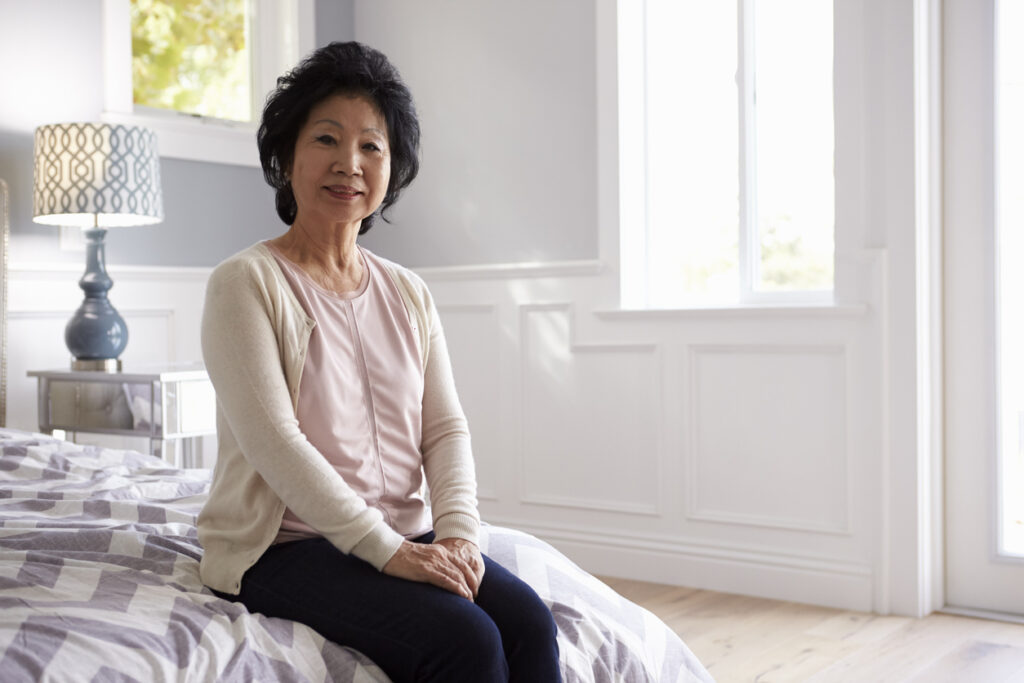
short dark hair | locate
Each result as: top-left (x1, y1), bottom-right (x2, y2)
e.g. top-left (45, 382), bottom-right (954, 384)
top-left (257, 41), bottom-right (421, 233)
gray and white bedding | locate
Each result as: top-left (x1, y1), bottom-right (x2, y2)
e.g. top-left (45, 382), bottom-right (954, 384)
top-left (0, 429), bottom-right (712, 682)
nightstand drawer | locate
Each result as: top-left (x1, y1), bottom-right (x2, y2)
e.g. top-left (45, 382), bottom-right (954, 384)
top-left (48, 381), bottom-right (134, 432)
top-left (29, 365), bottom-right (216, 467)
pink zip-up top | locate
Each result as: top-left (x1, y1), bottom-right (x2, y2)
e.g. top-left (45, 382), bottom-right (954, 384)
top-left (269, 243), bottom-right (431, 542)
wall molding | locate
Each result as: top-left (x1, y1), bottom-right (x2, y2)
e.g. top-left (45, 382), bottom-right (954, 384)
top-left (121, 308), bottom-right (177, 364)
top-left (6, 265), bottom-right (204, 434)
top-left (435, 303), bottom-right (500, 314)
top-left (10, 261), bottom-right (213, 282)
top-left (685, 343), bottom-right (854, 536)
top-left (518, 303), bottom-right (665, 517)
top-left (520, 493), bottom-right (661, 517)
top-left (6, 255), bottom-right (891, 614)
top-left (595, 302), bottom-right (870, 321)
top-left (488, 517), bottom-right (875, 611)
top-left (435, 303), bottom-right (502, 503)
top-left (416, 259), bottom-right (605, 281)
top-left (7, 310), bottom-right (74, 320)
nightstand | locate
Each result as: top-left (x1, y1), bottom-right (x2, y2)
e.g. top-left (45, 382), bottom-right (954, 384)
top-left (28, 364), bottom-right (217, 468)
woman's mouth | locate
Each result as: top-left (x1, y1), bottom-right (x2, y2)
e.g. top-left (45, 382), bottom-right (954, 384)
top-left (325, 185), bottom-right (362, 199)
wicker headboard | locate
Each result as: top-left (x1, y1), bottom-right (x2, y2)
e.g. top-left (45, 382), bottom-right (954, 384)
top-left (0, 178), bottom-right (8, 427)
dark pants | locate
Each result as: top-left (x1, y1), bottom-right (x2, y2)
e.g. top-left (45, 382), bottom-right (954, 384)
top-left (215, 532), bottom-right (561, 682)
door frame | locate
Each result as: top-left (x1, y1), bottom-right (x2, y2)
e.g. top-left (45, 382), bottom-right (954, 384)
top-left (939, 0), bottom-right (1024, 622)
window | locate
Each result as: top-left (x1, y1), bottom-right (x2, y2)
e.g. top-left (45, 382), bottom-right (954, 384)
top-left (620, 0), bottom-right (835, 308)
top-left (131, 0), bottom-right (254, 123)
top-left (101, 0), bottom-right (315, 166)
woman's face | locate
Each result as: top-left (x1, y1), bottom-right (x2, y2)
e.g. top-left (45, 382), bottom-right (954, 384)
top-left (289, 94), bottom-right (391, 231)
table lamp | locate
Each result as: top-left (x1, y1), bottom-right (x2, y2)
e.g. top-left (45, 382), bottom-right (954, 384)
top-left (32, 123), bottom-right (163, 372)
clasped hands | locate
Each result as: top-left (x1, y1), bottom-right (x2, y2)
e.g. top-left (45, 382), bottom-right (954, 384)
top-left (382, 537), bottom-right (485, 601)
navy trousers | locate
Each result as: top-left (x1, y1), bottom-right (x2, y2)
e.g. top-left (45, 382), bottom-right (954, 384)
top-left (215, 532), bottom-right (561, 682)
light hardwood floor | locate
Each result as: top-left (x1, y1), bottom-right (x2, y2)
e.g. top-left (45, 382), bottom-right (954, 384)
top-left (598, 576), bottom-right (1024, 682)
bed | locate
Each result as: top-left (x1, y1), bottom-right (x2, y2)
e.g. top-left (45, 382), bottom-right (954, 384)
top-left (0, 428), bottom-right (713, 682)
top-left (0, 179), bottom-right (711, 681)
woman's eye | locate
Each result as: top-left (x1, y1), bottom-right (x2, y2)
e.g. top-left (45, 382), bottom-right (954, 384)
top-left (363, 143), bottom-right (381, 152)
top-left (316, 135), bottom-right (335, 145)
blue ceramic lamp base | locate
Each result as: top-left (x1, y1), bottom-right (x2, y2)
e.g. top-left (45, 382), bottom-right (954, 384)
top-left (66, 228), bottom-right (127, 373)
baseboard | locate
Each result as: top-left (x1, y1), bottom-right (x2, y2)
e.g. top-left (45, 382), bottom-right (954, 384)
top-left (488, 517), bottom-right (875, 612)
top-left (939, 606), bottom-right (1024, 625)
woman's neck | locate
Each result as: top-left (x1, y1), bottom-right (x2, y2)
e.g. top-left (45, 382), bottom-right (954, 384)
top-left (268, 218), bottom-right (364, 294)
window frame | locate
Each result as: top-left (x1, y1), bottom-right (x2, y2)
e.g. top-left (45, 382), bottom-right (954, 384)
top-left (618, 0), bottom-right (836, 309)
top-left (100, 0), bottom-right (316, 167)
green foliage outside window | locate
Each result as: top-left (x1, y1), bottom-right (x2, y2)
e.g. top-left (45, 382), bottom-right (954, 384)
top-left (759, 217), bottom-right (834, 291)
top-left (131, 0), bottom-right (252, 123)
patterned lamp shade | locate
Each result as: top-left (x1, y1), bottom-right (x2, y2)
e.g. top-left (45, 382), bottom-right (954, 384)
top-left (32, 123), bottom-right (163, 227)
top-left (31, 123), bottom-right (163, 371)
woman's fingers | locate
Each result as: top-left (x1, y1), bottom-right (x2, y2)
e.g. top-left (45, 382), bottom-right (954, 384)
top-left (420, 550), bottom-right (469, 596)
top-left (382, 541), bottom-right (474, 600)
top-left (460, 551), bottom-right (484, 596)
top-left (433, 538), bottom-right (486, 597)
top-left (429, 561), bottom-right (473, 599)
top-left (446, 552), bottom-right (479, 596)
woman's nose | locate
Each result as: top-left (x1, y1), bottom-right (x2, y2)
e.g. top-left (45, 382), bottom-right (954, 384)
top-left (332, 145), bottom-right (362, 175)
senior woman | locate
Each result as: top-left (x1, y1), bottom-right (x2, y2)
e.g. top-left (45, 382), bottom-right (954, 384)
top-left (197, 42), bottom-right (560, 682)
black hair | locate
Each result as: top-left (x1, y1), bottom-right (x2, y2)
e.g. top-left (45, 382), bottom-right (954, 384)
top-left (257, 41), bottom-right (420, 233)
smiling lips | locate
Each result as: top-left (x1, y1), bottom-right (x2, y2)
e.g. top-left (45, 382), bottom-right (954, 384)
top-left (325, 184), bottom-right (363, 199)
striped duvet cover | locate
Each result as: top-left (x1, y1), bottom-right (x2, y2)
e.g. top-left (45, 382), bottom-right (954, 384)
top-left (0, 429), bottom-right (712, 682)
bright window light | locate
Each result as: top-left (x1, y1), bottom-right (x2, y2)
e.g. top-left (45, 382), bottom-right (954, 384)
top-left (752, 0), bottom-right (835, 292)
top-left (646, 0), bottom-right (739, 306)
top-left (641, 0), bottom-right (834, 307)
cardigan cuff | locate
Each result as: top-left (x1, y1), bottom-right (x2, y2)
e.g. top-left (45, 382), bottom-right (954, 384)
top-left (349, 524), bottom-right (406, 571)
top-left (432, 512), bottom-right (481, 546)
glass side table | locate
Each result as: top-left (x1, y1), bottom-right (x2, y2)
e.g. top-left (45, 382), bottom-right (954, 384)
top-left (28, 364), bottom-right (216, 468)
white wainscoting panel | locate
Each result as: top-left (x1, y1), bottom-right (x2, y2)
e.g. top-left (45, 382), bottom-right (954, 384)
top-left (520, 304), bottom-right (662, 516)
top-left (118, 309), bottom-right (175, 367)
top-left (5, 256), bottom-right (891, 612)
top-left (687, 344), bottom-right (850, 534)
top-left (420, 255), bottom-right (884, 612)
top-left (7, 264), bottom-right (209, 438)
top-left (436, 304), bottom-right (501, 502)
top-left (7, 308), bottom-right (174, 433)
top-left (501, 517), bottom-right (874, 611)
top-left (7, 312), bottom-right (74, 433)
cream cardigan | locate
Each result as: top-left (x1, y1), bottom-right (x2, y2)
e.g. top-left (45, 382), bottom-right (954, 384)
top-left (197, 243), bottom-right (480, 595)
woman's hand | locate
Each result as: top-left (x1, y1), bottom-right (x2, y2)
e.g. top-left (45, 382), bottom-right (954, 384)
top-left (382, 540), bottom-right (477, 600)
top-left (434, 537), bottom-right (485, 598)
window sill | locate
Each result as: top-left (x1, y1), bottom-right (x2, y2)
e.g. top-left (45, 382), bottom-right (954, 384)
top-left (100, 111), bottom-right (260, 168)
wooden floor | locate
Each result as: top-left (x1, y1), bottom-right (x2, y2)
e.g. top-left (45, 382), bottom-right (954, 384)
top-left (598, 576), bottom-right (1024, 682)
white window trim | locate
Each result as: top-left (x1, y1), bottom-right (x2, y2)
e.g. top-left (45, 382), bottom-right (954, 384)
top-left (100, 0), bottom-right (316, 167)
top-left (617, 0), bottom-right (836, 310)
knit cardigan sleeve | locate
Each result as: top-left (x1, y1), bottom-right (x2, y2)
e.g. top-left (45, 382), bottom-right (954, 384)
top-left (201, 255), bottom-right (406, 571)
top-left (383, 263), bottom-right (481, 546)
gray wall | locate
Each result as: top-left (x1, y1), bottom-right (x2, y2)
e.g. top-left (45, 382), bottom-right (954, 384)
top-left (0, 0), bottom-right (354, 268)
top-left (355, 1), bottom-right (600, 267)
top-left (0, 0), bottom-right (596, 269)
